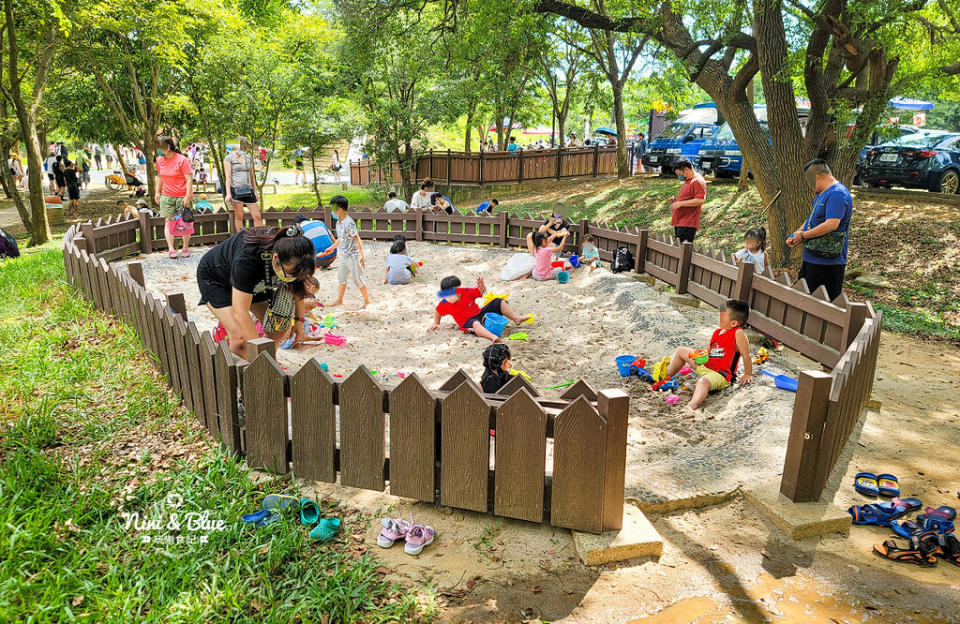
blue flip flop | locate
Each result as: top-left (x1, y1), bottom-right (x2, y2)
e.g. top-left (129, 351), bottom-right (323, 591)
top-left (242, 494), bottom-right (301, 527)
top-left (309, 517), bottom-right (341, 542)
top-left (876, 473), bottom-right (900, 498)
top-left (847, 498), bottom-right (921, 527)
top-left (854, 472), bottom-right (879, 497)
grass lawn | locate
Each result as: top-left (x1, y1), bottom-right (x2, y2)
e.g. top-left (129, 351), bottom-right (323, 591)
top-left (0, 246), bottom-right (437, 622)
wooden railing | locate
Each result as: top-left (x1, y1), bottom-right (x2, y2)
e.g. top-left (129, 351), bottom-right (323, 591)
top-left (61, 224), bottom-right (631, 534)
top-left (350, 146), bottom-right (619, 187)
top-left (70, 205), bottom-right (882, 504)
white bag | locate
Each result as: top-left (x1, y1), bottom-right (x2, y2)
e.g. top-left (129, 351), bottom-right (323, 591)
top-left (501, 252), bottom-right (536, 281)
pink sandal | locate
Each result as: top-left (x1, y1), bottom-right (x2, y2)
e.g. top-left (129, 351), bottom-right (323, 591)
top-left (404, 523), bottom-right (435, 555)
top-left (168, 250), bottom-right (179, 259)
top-left (377, 517), bottom-right (412, 548)
top-left (181, 249), bottom-right (191, 258)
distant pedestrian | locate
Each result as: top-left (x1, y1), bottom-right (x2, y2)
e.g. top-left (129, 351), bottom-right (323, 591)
top-left (92, 143), bottom-right (103, 169)
top-left (74, 148), bottom-right (91, 191)
top-left (52, 155), bottom-right (66, 197)
top-left (330, 149), bottom-right (342, 182)
top-left (383, 190), bottom-right (408, 213)
top-left (63, 159), bottom-right (81, 217)
top-left (632, 133), bottom-right (647, 174)
top-left (787, 159), bottom-right (852, 301)
top-left (506, 137), bottom-right (519, 152)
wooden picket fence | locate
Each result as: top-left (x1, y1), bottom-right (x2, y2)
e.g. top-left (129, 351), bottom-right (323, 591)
top-left (61, 224), bottom-right (631, 533)
top-left (67, 205), bottom-right (883, 504)
top-left (350, 145), bottom-right (619, 187)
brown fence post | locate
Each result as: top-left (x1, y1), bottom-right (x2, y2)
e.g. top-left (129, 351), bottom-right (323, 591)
top-left (499, 210), bottom-right (508, 248)
top-left (428, 149), bottom-right (433, 179)
top-left (138, 212), bottom-right (152, 253)
top-left (248, 337), bottom-right (276, 360)
top-left (579, 218), bottom-right (589, 251)
top-left (841, 302), bottom-right (869, 350)
top-left (166, 292), bottom-right (187, 321)
top-left (598, 389), bottom-right (630, 532)
top-left (127, 261), bottom-right (145, 288)
top-left (415, 210), bottom-right (424, 242)
top-left (446, 149), bottom-right (452, 184)
top-left (780, 370), bottom-right (833, 502)
top-left (517, 149), bottom-right (524, 183)
top-left (676, 241), bottom-right (693, 294)
top-left (732, 259), bottom-right (756, 303)
top-left (635, 229), bottom-right (648, 274)
top-left (555, 146), bottom-right (563, 179)
top-left (81, 222), bottom-right (96, 254)
top-left (478, 149), bottom-right (484, 186)
top-left (592, 144), bottom-right (599, 176)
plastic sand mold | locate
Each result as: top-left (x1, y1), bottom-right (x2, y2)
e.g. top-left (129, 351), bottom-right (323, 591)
top-left (509, 369), bottom-right (531, 381)
top-left (324, 333), bottom-right (347, 346)
top-left (508, 332), bottom-right (529, 340)
top-left (482, 292), bottom-right (509, 305)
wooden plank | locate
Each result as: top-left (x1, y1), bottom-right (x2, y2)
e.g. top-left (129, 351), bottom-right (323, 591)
top-left (676, 242), bottom-right (693, 294)
top-left (493, 389), bottom-right (546, 523)
top-left (560, 379), bottom-right (597, 402)
top-left (731, 259), bottom-right (755, 303)
top-left (598, 389), bottom-right (630, 531)
top-left (242, 352), bottom-right (289, 473)
top-left (164, 309), bottom-right (184, 397)
top-left (779, 371), bottom-right (833, 502)
top-left (498, 373), bottom-right (540, 398)
top-left (387, 373), bottom-right (436, 501)
top-left (199, 332), bottom-right (221, 439)
top-left (186, 323), bottom-right (207, 429)
top-left (440, 377), bottom-right (490, 512)
top-left (290, 359), bottom-right (337, 482)
top-left (339, 366), bottom-right (386, 491)
top-left (166, 292), bottom-right (188, 321)
top-left (214, 341), bottom-right (242, 455)
top-left (438, 368), bottom-right (471, 392)
top-left (174, 317), bottom-right (196, 412)
top-left (550, 397), bottom-right (606, 533)
top-left (748, 312), bottom-right (841, 368)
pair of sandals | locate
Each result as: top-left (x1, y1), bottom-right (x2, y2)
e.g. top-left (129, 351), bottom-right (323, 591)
top-left (874, 506), bottom-right (959, 568)
top-left (847, 496), bottom-right (922, 527)
top-left (168, 250), bottom-right (191, 259)
top-left (377, 515), bottom-right (435, 555)
top-left (854, 472), bottom-right (900, 497)
top-left (241, 494), bottom-right (341, 543)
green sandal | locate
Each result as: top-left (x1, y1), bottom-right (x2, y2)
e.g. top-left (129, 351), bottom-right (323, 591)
top-left (309, 517), bottom-right (341, 542)
top-left (300, 498), bottom-right (321, 526)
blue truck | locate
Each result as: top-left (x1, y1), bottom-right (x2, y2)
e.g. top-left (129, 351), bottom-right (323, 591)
top-left (641, 103), bottom-right (718, 175)
top-left (696, 105), bottom-right (811, 177)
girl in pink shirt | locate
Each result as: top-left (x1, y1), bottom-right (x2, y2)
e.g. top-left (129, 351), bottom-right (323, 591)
top-left (526, 231), bottom-right (571, 280)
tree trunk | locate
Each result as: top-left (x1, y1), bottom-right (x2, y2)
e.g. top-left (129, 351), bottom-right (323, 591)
top-left (399, 142), bottom-right (413, 199)
top-left (738, 80), bottom-right (754, 191)
top-left (612, 84), bottom-right (630, 178)
top-left (21, 120), bottom-right (50, 244)
top-left (143, 124), bottom-right (158, 207)
top-left (309, 140), bottom-right (321, 205)
top-left (464, 102), bottom-right (476, 153)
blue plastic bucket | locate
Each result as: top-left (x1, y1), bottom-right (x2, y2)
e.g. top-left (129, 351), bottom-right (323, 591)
top-left (557, 271), bottom-right (570, 284)
top-left (616, 355), bottom-right (638, 377)
top-left (569, 255), bottom-right (581, 268)
top-left (483, 312), bottom-right (509, 337)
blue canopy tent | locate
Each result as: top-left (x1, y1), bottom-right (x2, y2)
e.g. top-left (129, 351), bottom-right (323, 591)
top-left (594, 127), bottom-right (618, 136)
top-left (888, 97), bottom-right (934, 111)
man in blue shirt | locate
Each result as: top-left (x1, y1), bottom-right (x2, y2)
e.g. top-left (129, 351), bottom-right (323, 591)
top-left (786, 159), bottom-right (853, 300)
top-left (506, 137), bottom-right (520, 152)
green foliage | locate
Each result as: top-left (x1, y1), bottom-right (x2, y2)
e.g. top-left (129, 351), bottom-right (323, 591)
top-left (0, 246), bottom-right (437, 622)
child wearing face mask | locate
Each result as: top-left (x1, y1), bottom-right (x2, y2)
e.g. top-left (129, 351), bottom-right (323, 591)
top-left (322, 195), bottom-right (371, 308)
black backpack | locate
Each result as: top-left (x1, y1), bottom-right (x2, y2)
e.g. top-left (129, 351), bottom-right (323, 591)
top-left (611, 246), bottom-right (634, 273)
top-left (0, 227), bottom-right (20, 259)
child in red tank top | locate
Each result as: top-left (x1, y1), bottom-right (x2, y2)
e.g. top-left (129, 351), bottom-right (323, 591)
top-left (662, 299), bottom-right (754, 412)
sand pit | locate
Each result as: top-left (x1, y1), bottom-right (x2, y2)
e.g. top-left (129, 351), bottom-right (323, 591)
top-left (121, 241), bottom-right (811, 505)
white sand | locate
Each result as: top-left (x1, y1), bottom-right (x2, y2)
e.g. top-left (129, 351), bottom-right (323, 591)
top-left (121, 241), bottom-right (809, 490)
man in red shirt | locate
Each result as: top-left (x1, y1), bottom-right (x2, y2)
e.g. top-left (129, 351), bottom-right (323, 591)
top-left (669, 159), bottom-right (707, 243)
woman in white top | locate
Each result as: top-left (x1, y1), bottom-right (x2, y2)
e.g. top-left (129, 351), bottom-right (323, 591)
top-left (225, 136), bottom-right (262, 232)
top-left (410, 178), bottom-right (434, 211)
top-left (732, 227), bottom-right (767, 275)
top-left (330, 149), bottom-right (342, 182)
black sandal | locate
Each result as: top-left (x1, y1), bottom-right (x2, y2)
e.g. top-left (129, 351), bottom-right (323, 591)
top-left (873, 533), bottom-right (940, 568)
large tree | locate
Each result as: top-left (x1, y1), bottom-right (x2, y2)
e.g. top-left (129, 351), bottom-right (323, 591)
top-left (539, 20), bottom-right (586, 147)
top-left (531, 0), bottom-right (960, 268)
top-left (0, 0), bottom-right (66, 245)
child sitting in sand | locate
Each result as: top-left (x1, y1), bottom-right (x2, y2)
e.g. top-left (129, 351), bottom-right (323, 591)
top-left (661, 299), bottom-right (754, 412)
top-left (480, 343), bottom-right (513, 393)
top-left (383, 235), bottom-right (419, 285)
top-left (732, 227), bottom-right (767, 275)
top-left (430, 275), bottom-right (531, 343)
top-left (580, 234), bottom-right (601, 270)
top-left (526, 231), bottom-right (572, 281)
